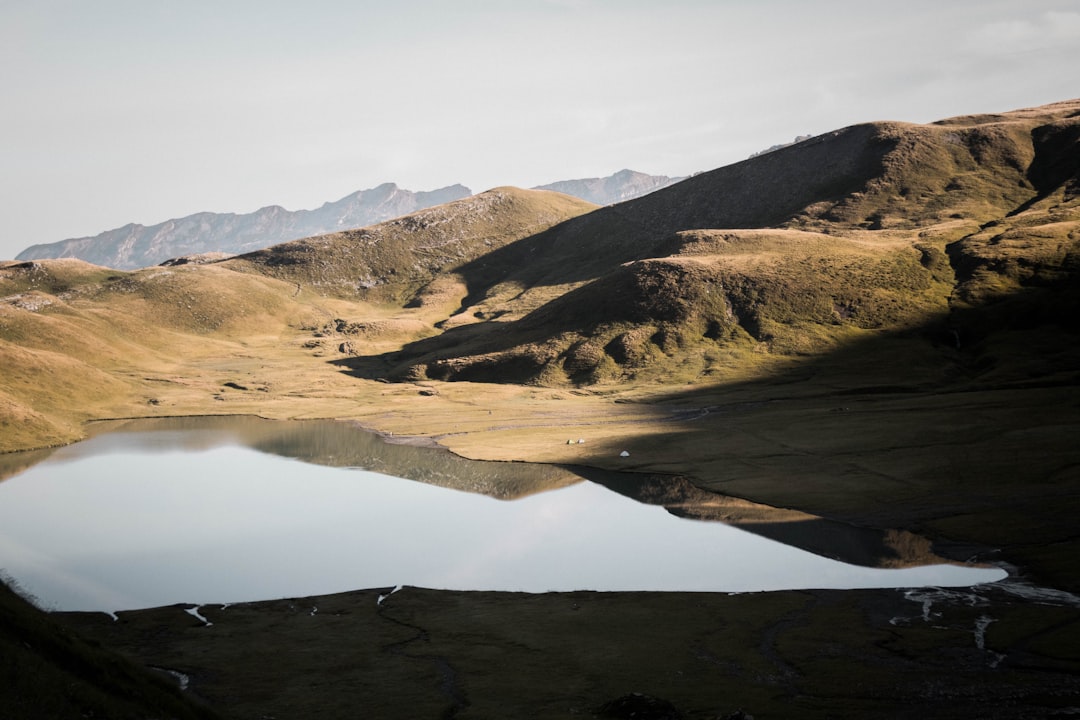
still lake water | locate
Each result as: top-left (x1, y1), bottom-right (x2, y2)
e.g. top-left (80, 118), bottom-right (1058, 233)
top-left (0, 418), bottom-right (1006, 612)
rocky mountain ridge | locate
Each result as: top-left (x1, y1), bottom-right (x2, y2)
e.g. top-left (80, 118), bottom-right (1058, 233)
top-left (14, 183), bottom-right (472, 271)
top-left (15, 170), bottom-right (683, 270)
top-left (533, 168), bottom-right (684, 206)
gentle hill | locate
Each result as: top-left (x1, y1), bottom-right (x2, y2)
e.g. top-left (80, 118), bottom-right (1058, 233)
top-left (2, 97), bottom-right (1078, 443)
top-left (222, 187), bottom-right (599, 306)
top-left (0, 189), bottom-right (598, 450)
top-left (0, 257), bottom-right (320, 449)
top-left (14, 183), bottom-right (473, 270)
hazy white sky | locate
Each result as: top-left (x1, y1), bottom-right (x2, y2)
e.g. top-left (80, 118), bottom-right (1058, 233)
top-left (2, 0), bottom-right (1078, 259)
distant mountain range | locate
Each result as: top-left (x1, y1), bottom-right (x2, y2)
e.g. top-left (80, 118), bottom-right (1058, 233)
top-left (14, 183), bottom-right (472, 271)
top-left (15, 170), bottom-right (683, 270)
top-left (533, 168), bottom-right (684, 206)
top-left (748, 134), bottom-right (814, 158)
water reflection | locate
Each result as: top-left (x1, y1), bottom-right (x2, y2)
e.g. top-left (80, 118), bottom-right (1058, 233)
top-left (582, 472), bottom-right (943, 569)
top-left (20, 415), bottom-right (583, 499)
top-left (0, 416), bottom-right (1005, 611)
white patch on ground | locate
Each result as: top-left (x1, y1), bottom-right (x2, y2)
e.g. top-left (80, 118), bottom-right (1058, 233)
top-left (994, 578), bottom-right (1080, 607)
top-left (377, 584), bottom-right (404, 606)
top-left (185, 605), bottom-right (213, 626)
top-left (153, 666), bottom-right (190, 691)
top-left (973, 614), bottom-right (995, 650)
top-left (902, 587), bottom-right (989, 622)
top-left (974, 615), bottom-right (1008, 668)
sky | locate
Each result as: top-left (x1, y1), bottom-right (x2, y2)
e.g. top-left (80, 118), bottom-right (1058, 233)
top-left (2, 0), bottom-right (1079, 260)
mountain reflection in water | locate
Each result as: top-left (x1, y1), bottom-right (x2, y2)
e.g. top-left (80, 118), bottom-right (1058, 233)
top-left (0, 416), bottom-right (1005, 611)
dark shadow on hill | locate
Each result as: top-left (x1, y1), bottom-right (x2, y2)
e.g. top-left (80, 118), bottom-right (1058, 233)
top-left (441, 123), bottom-right (892, 304)
top-left (0, 578), bottom-right (221, 720)
top-left (332, 246), bottom-right (1080, 393)
top-left (341, 273), bottom-right (1080, 588)
top-left (330, 263), bottom-right (681, 382)
top-left (1009, 116), bottom-right (1080, 216)
top-left (349, 206), bottom-right (1080, 374)
top-left (613, 276), bottom-right (1080, 587)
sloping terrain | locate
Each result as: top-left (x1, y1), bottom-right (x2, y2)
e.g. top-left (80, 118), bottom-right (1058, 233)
top-left (2, 100), bottom-right (1077, 453)
top-left (0, 578), bottom-right (220, 720)
top-left (0, 189), bottom-right (598, 451)
top-left (304, 100), bottom-right (1080, 391)
top-left (224, 187), bottom-right (598, 305)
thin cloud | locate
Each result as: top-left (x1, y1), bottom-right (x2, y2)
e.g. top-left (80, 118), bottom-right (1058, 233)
top-left (967, 10), bottom-right (1080, 53)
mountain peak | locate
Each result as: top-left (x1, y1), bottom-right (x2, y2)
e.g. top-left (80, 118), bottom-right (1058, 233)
top-left (533, 169), bottom-right (685, 206)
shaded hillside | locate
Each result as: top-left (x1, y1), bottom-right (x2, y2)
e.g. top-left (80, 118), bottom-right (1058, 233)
top-left (14, 183), bottom-right (472, 270)
top-left (0, 578), bottom-right (220, 720)
top-left (319, 99), bottom-right (1080, 387)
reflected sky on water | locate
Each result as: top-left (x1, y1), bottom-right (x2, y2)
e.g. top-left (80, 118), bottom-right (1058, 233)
top-left (0, 420), bottom-right (1006, 611)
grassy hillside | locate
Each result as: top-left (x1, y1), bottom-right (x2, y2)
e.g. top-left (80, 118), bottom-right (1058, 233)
top-left (284, 100), bottom-right (1075, 390)
top-left (4, 101), bottom-right (1076, 433)
top-left (223, 187), bottom-right (598, 304)
top-left (0, 190), bottom-right (595, 451)
top-left (1, 99), bottom-right (1076, 464)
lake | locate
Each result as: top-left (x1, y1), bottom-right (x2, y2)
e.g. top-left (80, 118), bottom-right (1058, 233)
top-left (0, 416), bottom-right (1006, 612)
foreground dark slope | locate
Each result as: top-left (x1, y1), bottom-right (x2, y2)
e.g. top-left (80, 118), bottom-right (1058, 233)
top-left (0, 579), bottom-right (220, 720)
